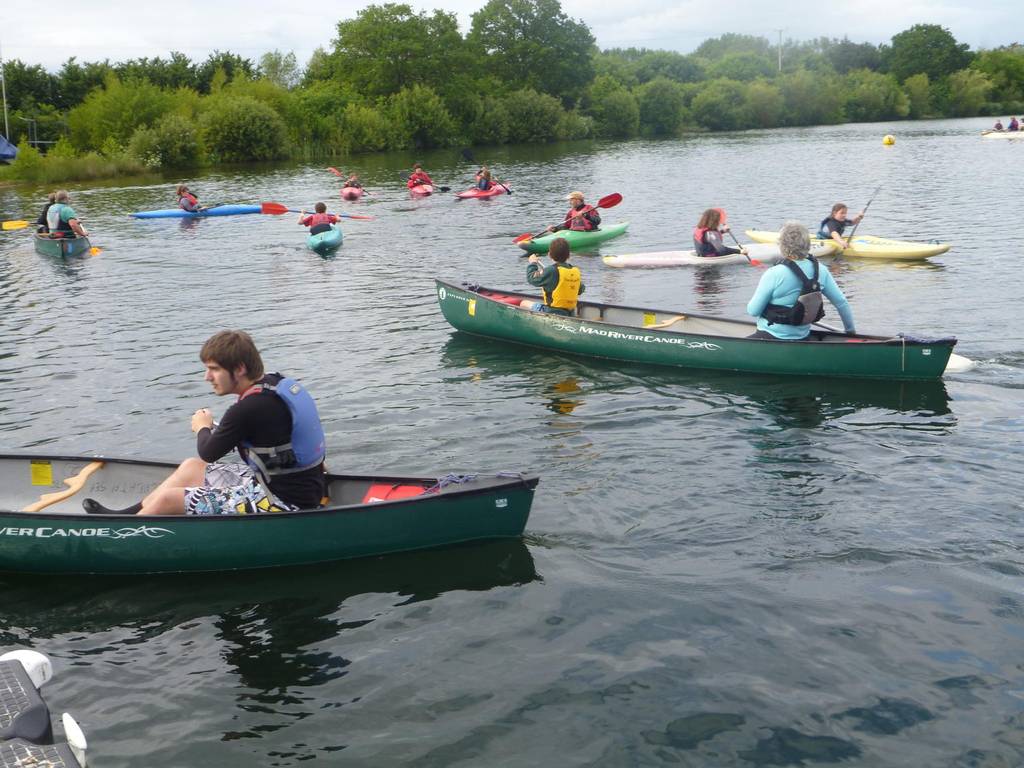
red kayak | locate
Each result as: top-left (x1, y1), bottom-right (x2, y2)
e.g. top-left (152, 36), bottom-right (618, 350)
top-left (455, 184), bottom-right (509, 199)
top-left (409, 184), bottom-right (434, 197)
top-left (340, 187), bottom-right (365, 200)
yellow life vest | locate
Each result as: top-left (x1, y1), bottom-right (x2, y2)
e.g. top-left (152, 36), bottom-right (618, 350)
top-left (544, 264), bottom-right (582, 310)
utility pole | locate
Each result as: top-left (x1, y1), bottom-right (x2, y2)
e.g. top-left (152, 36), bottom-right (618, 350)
top-left (775, 29), bottom-right (784, 73)
top-left (0, 39), bottom-right (9, 139)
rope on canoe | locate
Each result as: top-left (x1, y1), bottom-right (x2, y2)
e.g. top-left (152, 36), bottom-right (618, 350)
top-left (425, 471), bottom-right (528, 493)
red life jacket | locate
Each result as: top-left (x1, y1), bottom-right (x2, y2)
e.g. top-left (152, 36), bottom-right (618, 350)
top-left (303, 212), bottom-right (336, 228)
top-left (693, 226), bottom-right (714, 255)
top-left (178, 192), bottom-right (199, 211)
top-left (567, 204), bottom-right (595, 231)
top-left (408, 171), bottom-right (432, 188)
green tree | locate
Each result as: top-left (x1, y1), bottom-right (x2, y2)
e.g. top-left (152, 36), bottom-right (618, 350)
top-left (634, 50), bottom-right (705, 84)
top-left (690, 78), bottom-right (749, 131)
top-left (903, 73), bottom-right (932, 118)
top-left (744, 80), bottom-right (784, 127)
top-left (584, 75), bottom-right (639, 138)
top-left (502, 88), bottom-right (564, 143)
top-left (1, 60), bottom-right (57, 111)
top-left (778, 69), bottom-right (844, 125)
top-left (883, 24), bottom-right (972, 82)
top-left (55, 58), bottom-right (114, 110)
top-left (196, 51), bottom-right (255, 93)
top-left (468, 0), bottom-right (595, 103)
top-left (200, 96), bottom-right (287, 161)
top-left (330, 4), bottom-right (472, 100)
top-left (825, 39), bottom-right (881, 74)
top-left (116, 53), bottom-right (197, 90)
top-left (707, 52), bottom-right (774, 82)
top-left (339, 104), bottom-right (393, 153)
top-left (128, 114), bottom-right (203, 168)
top-left (388, 84), bottom-right (458, 149)
top-left (636, 77), bottom-right (688, 136)
top-left (971, 48), bottom-right (1024, 109)
top-left (694, 33), bottom-right (772, 61)
top-left (946, 69), bottom-right (992, 116)
top-left (67, 75), bottom-right (176, 150)
top-left (259, 51), bottom-right (301, 89)
top-left (843, 69), bottom-right (909, 121)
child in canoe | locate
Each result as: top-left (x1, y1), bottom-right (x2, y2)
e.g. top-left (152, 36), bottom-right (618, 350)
top-left (298, 203), bottom-right (340, 235)
top-left (520, 237), bottom-right (584, 316)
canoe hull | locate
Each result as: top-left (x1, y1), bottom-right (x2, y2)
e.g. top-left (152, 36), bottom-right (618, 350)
top-left (33, 234), bottom-right (92, 259)
top-left (745, 230), bottom-right (951, 260)
top-left (455, 185), bottom-right (508, 199)
top-left (409, 184), bottom-right (434, 197)
top-left (340, 187), bottom-right (364, 200)
top-left (602, 241), bottom-right (836, 268)
top-left (518, 223), bottom-right (630, 254)
top-left (307, 225), bottom-right (343, 255)
top-left (436, 280), bottom-right (955, 381)
top-left (131, 204), bottom-right (262, 219)
top-left (982, 130), bottom-right (1024, 140)
top-left (0, 455), bottom-right (538, 574)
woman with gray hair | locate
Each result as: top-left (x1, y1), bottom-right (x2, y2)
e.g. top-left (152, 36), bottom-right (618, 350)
top-left (746, 221), bottom-right (855, 341)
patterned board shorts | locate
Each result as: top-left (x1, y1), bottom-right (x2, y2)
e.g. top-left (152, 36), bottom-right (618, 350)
top-left (184, 463), bottom-right (295, 516)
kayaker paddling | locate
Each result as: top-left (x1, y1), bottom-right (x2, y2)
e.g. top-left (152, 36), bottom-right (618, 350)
top-left (82, 330), bottom-right (327, 516)
top-left (45, 190), bottom-right (88, 238)
top-left (693, 208), bottom-right (747, 258)
top-left (746, 221), bottom-right (855, 341)
top-left (408, 163), bottom-right (434, 189)
top-left (176, 184), bottom-right (206, 213)
top-left (548, 191), bottom-right (600, 233)
top-left (476, 166), bottom-right (493, 190)
top-left (520, 237), bottom-right (585, 316)
top-left (299, 202), bottom-right (341, 235)
top-left (818, 202), bottom-right (864, 250)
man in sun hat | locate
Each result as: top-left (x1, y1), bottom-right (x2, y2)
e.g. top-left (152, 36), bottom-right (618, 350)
top-left (547, 190), bottom-right (601, 233)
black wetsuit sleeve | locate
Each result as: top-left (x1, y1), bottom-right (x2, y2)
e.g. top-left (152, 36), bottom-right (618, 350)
top-left (195, 399), bottom-right (256, 463)
top-left (706, 230), bottom-right (741, 256)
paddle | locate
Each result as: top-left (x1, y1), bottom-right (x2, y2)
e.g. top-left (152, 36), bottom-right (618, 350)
top-left (2, 220), bottom-right (29, 231)
top-left (400, 171), bottom-right (450, 193)
top-left (513, 193), bottom-right (623, 245)
top-left (843, 185), bottom-right (881, 246)
top-left (260, 202), bottom-right (375, 221)
top-left (724, 228), bottom-right (762, 267)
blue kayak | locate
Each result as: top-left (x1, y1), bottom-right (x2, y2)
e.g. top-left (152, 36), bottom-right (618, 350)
top-left (307, 225), bottom-right (343, 255)
top-left (131, 204), bottom-right (262, 219)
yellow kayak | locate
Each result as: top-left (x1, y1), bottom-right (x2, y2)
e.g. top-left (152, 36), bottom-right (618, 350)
top-left (745, 230), bottom-right (951, 260)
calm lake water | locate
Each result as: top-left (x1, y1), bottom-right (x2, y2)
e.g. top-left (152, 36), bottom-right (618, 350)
top-left (0, 117), bottom-right (1022, 766)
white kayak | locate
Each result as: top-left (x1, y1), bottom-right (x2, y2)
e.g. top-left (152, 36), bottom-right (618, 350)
top-left (745, 230), bottom-right (951, 260)
top-left (981, 130), bottom-right (1024, 140)
top-left (602, 241), bottom-right (836, 268)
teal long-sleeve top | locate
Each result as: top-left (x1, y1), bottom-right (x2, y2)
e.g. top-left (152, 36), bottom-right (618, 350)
top-left (746, 258), bottom-right (854, 340)
top-left (526, 261), bottom-right (585, 299)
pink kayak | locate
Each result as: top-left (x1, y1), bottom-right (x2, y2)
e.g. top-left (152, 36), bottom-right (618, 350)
top-left (340, 187), bottom-right (365, 200)
top-left (409, 184), bottom-right (434, 197)
top-left (455, 184), bottom-right (509, 199)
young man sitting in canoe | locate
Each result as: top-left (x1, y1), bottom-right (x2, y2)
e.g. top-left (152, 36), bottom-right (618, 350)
top-left (818, 202), bottom-right (864, 250)
top-left (45, 190), bottom-right (88, 238)
top-left (746, 222), bottom-right (855, 341)
top-left (548, 191), bottom-right (600, 233)
top-left (298, 202), bottom-right (340, 235)
top-left (83, 330), bottom-right (327, 516)
top-left (520, 237), bottom-right (585, 316)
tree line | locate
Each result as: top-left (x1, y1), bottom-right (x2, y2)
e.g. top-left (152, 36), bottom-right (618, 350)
top-left (2, 1), bottom-right (1022, 180)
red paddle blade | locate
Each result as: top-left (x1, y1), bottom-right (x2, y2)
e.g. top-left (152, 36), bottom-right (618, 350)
top-left (596, 192), bottom-right (622, 209)
top-left (513, 233), bottom-right (535, 244)
top-left (339, 213), bottom-right (375, 221)
top-left (326, 167), bottom-right (344, 177)
top-left (261, 202), bottom-right (288, 215)
top-left (748, 258), bottom-right (763, 267)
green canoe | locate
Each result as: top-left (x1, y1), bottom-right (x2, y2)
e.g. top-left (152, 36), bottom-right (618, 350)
top-left (517, 222), bottom-right (629, 254)
top-left (0, 455), bottom-right (538, 574)
top-left (33, 233), bottom-right (92, 259)
top-left (435, 280), bottom-right (957, 380)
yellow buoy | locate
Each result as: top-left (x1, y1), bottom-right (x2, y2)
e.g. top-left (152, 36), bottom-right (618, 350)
top-left (883, 134), bottom-right (895, 145)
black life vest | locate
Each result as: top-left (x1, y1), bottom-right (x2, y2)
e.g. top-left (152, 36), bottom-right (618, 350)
top-left (762, 257), bottom-right (826, 326)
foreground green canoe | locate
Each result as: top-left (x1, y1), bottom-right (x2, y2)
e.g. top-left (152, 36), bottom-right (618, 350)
top-left (436, 280), bottom-right (958, 380)
top-left (0, 455), bottom-right (538, 574)
top-left (517, 222), bottom-right (629, 253)
top-left (33, 233), bottom-right (92, 259)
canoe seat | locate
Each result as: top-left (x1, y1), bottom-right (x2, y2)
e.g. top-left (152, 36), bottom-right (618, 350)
top-left (22, 461), bottom-right (105, 512)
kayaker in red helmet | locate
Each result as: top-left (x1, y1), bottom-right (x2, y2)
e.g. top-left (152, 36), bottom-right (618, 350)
top-left (407, 163), bottom-right (433, 189)
top-left (548, 191), bottom-right (600, 233)
top-left (693, 207), bottom-right (746, 258)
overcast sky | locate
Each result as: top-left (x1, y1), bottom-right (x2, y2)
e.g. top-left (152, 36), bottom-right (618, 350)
top-left (2, 0), bottom-right (1021, 72)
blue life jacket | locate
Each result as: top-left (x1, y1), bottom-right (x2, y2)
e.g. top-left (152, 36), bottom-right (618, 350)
top-left (240, 376), bottom-right (326, 478)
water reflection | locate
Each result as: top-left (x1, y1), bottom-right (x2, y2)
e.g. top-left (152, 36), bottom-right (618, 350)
top-left (693, 266), bottom-right (728, 314)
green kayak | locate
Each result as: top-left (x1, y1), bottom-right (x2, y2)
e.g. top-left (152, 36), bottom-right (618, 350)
top-left (307, 225), bottom-right (343, 255)
top-left (516, 222), bottom-right (629, 254)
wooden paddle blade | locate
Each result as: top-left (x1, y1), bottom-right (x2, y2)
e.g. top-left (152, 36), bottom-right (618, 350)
top-left (596, 193), bottom-right (622, 209)
top-left (1, 220), bottom-right (29, 231)
top-left (260, 202), bottom-right (289, 215)
top-left (326, 167), bottom-right (344, 177)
